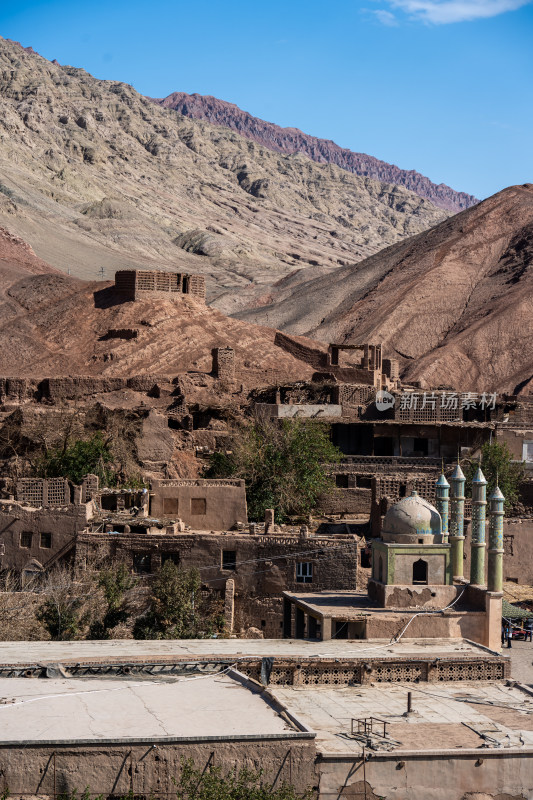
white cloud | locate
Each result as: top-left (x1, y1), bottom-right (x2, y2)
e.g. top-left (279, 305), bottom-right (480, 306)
top-left (372, 8), bottom-right (400, 23)
top-left (380, 0), bottom-right (532, 23)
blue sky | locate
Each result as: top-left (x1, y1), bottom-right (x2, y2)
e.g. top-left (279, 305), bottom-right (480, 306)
top-left (0, 0), bottom-right (531, 199)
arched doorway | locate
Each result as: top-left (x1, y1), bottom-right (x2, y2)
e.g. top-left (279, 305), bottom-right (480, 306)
top-left (412, 559), bottom-right (428, 585)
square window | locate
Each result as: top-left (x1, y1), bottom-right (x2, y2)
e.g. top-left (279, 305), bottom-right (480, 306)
top-left (163, 497), bottom-right (179, 515)
top-left (191, 497), bottom-right (207, 515)
top-left (222, 550), bottom-right (236, 570)
top-left (335, 474), bottom-right (349, 488)
top-left (296, 562), bottom-right (313, 583)
top-left (40, 532), bottom-right (52, 549)
top-left (20, 532), bottom-right (32, 549)
top-left (133, 553), bottom-right (151, 574)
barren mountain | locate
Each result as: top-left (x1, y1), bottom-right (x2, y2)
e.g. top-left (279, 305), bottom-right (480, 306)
top-left (0, 225), bottom-right (59, 278)
top-left (154, 92), bottom-right (477, 213)
top-left (236, 184), bottom-right (533, 395)
top-left (0, 243), bottom-right (324, 380)
top-left (0, 37), bottom-right (447, 310)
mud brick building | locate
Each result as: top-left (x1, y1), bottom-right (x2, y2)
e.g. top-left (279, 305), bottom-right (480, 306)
top-left (0, 638), bottom-right (530, 800)
top-left (149, 478), bottom-right (247, 530)
top-left (114, 269), bottom-right (206, 301)
top-left (74, 529), bottom-right (360, 637)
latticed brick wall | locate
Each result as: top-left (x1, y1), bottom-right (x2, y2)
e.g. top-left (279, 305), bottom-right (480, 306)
top-left (16, 478), bottom-right (69, 507)
top-left (114, 270), bottom-right (205, 302)
top-left (212, 347), bottom-right (235, 380)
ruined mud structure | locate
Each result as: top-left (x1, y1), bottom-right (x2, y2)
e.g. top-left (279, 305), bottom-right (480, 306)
top-left (114, 269), bottom-right (206, 301)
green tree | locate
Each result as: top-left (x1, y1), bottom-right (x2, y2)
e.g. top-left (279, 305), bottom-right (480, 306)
top-left (465, 440), bottom-right (524, 509)
top-left (88, 563), bottom-right (136, 639)
top-left (205, 418), bottom-right (342, 522)
top-left (36, 432), bottom-right (113, 485)
top-left (133, 562), bottom-right (224, 640)
top-left (175, 759), bottom-right (313, 800)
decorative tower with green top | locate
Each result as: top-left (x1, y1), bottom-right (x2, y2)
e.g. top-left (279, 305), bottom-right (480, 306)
top-left (449, 463), bottom-right (466, 581)
top-left (470, 466), bottom-right (487, 586)
top-left (435, 472), bottom-right (450, 544)
top-left (487, 486), bottom-right (505, 593)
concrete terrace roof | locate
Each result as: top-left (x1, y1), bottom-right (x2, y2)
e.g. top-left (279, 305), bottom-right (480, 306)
top-left (282, 591), bottom-right (479, 619)
top-left (0, 637), bottom-right (494, 666)
top-left (0, 671), bottom-right (309, 745)
top-left (271, 681), bottom-right (533, 756)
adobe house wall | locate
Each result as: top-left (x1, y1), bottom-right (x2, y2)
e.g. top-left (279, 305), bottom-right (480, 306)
top-left (496, 425), bottom-right (533, 460)
top-left (0, 738), bottom-right (317, 799)
top-left (150, 479), bottom-right (247, 529)
top-left (317, 487), bottom-right (371, 516)
top-left (368, 581), bottom-right (460, 610)
top-left (318, 750), bottom-right (533, 800)
top-left (460, 518), bottom-right (533, 586)
top-left (363, 609), bottom-right (487, 644)
top-left (74, 531), bottom-right (360, 636)
top-left (0, 504), bottom-right (89, 572)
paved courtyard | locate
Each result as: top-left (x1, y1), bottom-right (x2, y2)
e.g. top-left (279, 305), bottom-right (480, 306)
top-left (508, 637), bottom-right (533, 685)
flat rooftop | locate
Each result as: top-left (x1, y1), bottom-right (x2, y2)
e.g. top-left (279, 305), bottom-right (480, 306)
top-left (0, 638), bottom-right (494, 666)
top-left (271, 681), bottom-right (533, 755)
top-left (0, 671), bottom-right (306, 744)
top-left (283, 591), bottom-right (477, 617)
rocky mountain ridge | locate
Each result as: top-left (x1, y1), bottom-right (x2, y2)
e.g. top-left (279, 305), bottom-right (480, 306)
top-left (236, 184), bottom-right (533, 395)
top-left (154, 92), bottom-right (478, 213)
top-left (0, 37), bottom-right (448, 309)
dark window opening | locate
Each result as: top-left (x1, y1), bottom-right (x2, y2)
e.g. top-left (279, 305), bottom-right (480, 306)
top-left (374, 436), bottom-right (395, 456)
top-left (413, 437), bottom-right (429, 456)
top-left (378, 555), bottom-right (383, 582)
top-left (130, 525), bottom-right (146, 534)
top-left (399, 483), bottom-right (407, 498)
top-left (40, 532), bottom-right (52, 549)
top-left (296, 562), bottom-right (313, 583)
top-left (163, 497), bottom-right (179, 515)
top-left (412, 559), bottom-right (428, 585)
top-left (357, 476), bottom-right (372, 489)
top-left (222, 550), bottom-right (237, 570)
top-left (191, 497), bottom-right (207, 515)
top-left (162, 552), bottom-right (180, 567)
top-left (308, 615), bottom-right (318, 639)
top-left (20, 532), bottom-right (32, 549)
top-left (360, 549), bottom-right (371, 569)
top-left (336, 474), bottom-right (349, 488)
top-left (133, 553), bottom-right (151, 574)
top-left (334, 620), bottom-right (348, 639)
top-left (261, 619), bottom-right (266, 627)
top-left (100, 495), bottom-right (118, 511)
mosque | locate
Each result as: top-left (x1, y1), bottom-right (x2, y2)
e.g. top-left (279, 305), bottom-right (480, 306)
top-left (283, 464), bottom-right (505, 650)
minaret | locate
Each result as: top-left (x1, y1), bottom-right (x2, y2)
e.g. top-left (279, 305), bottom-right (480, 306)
top-left (470, 467), bottom-right (487, 586)
top-left (487, 486), bottom-right (505, 593)
top-left (435, 472), bottom-right (450, 543)
top-left (449, 463), bottom-right (466, 581)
